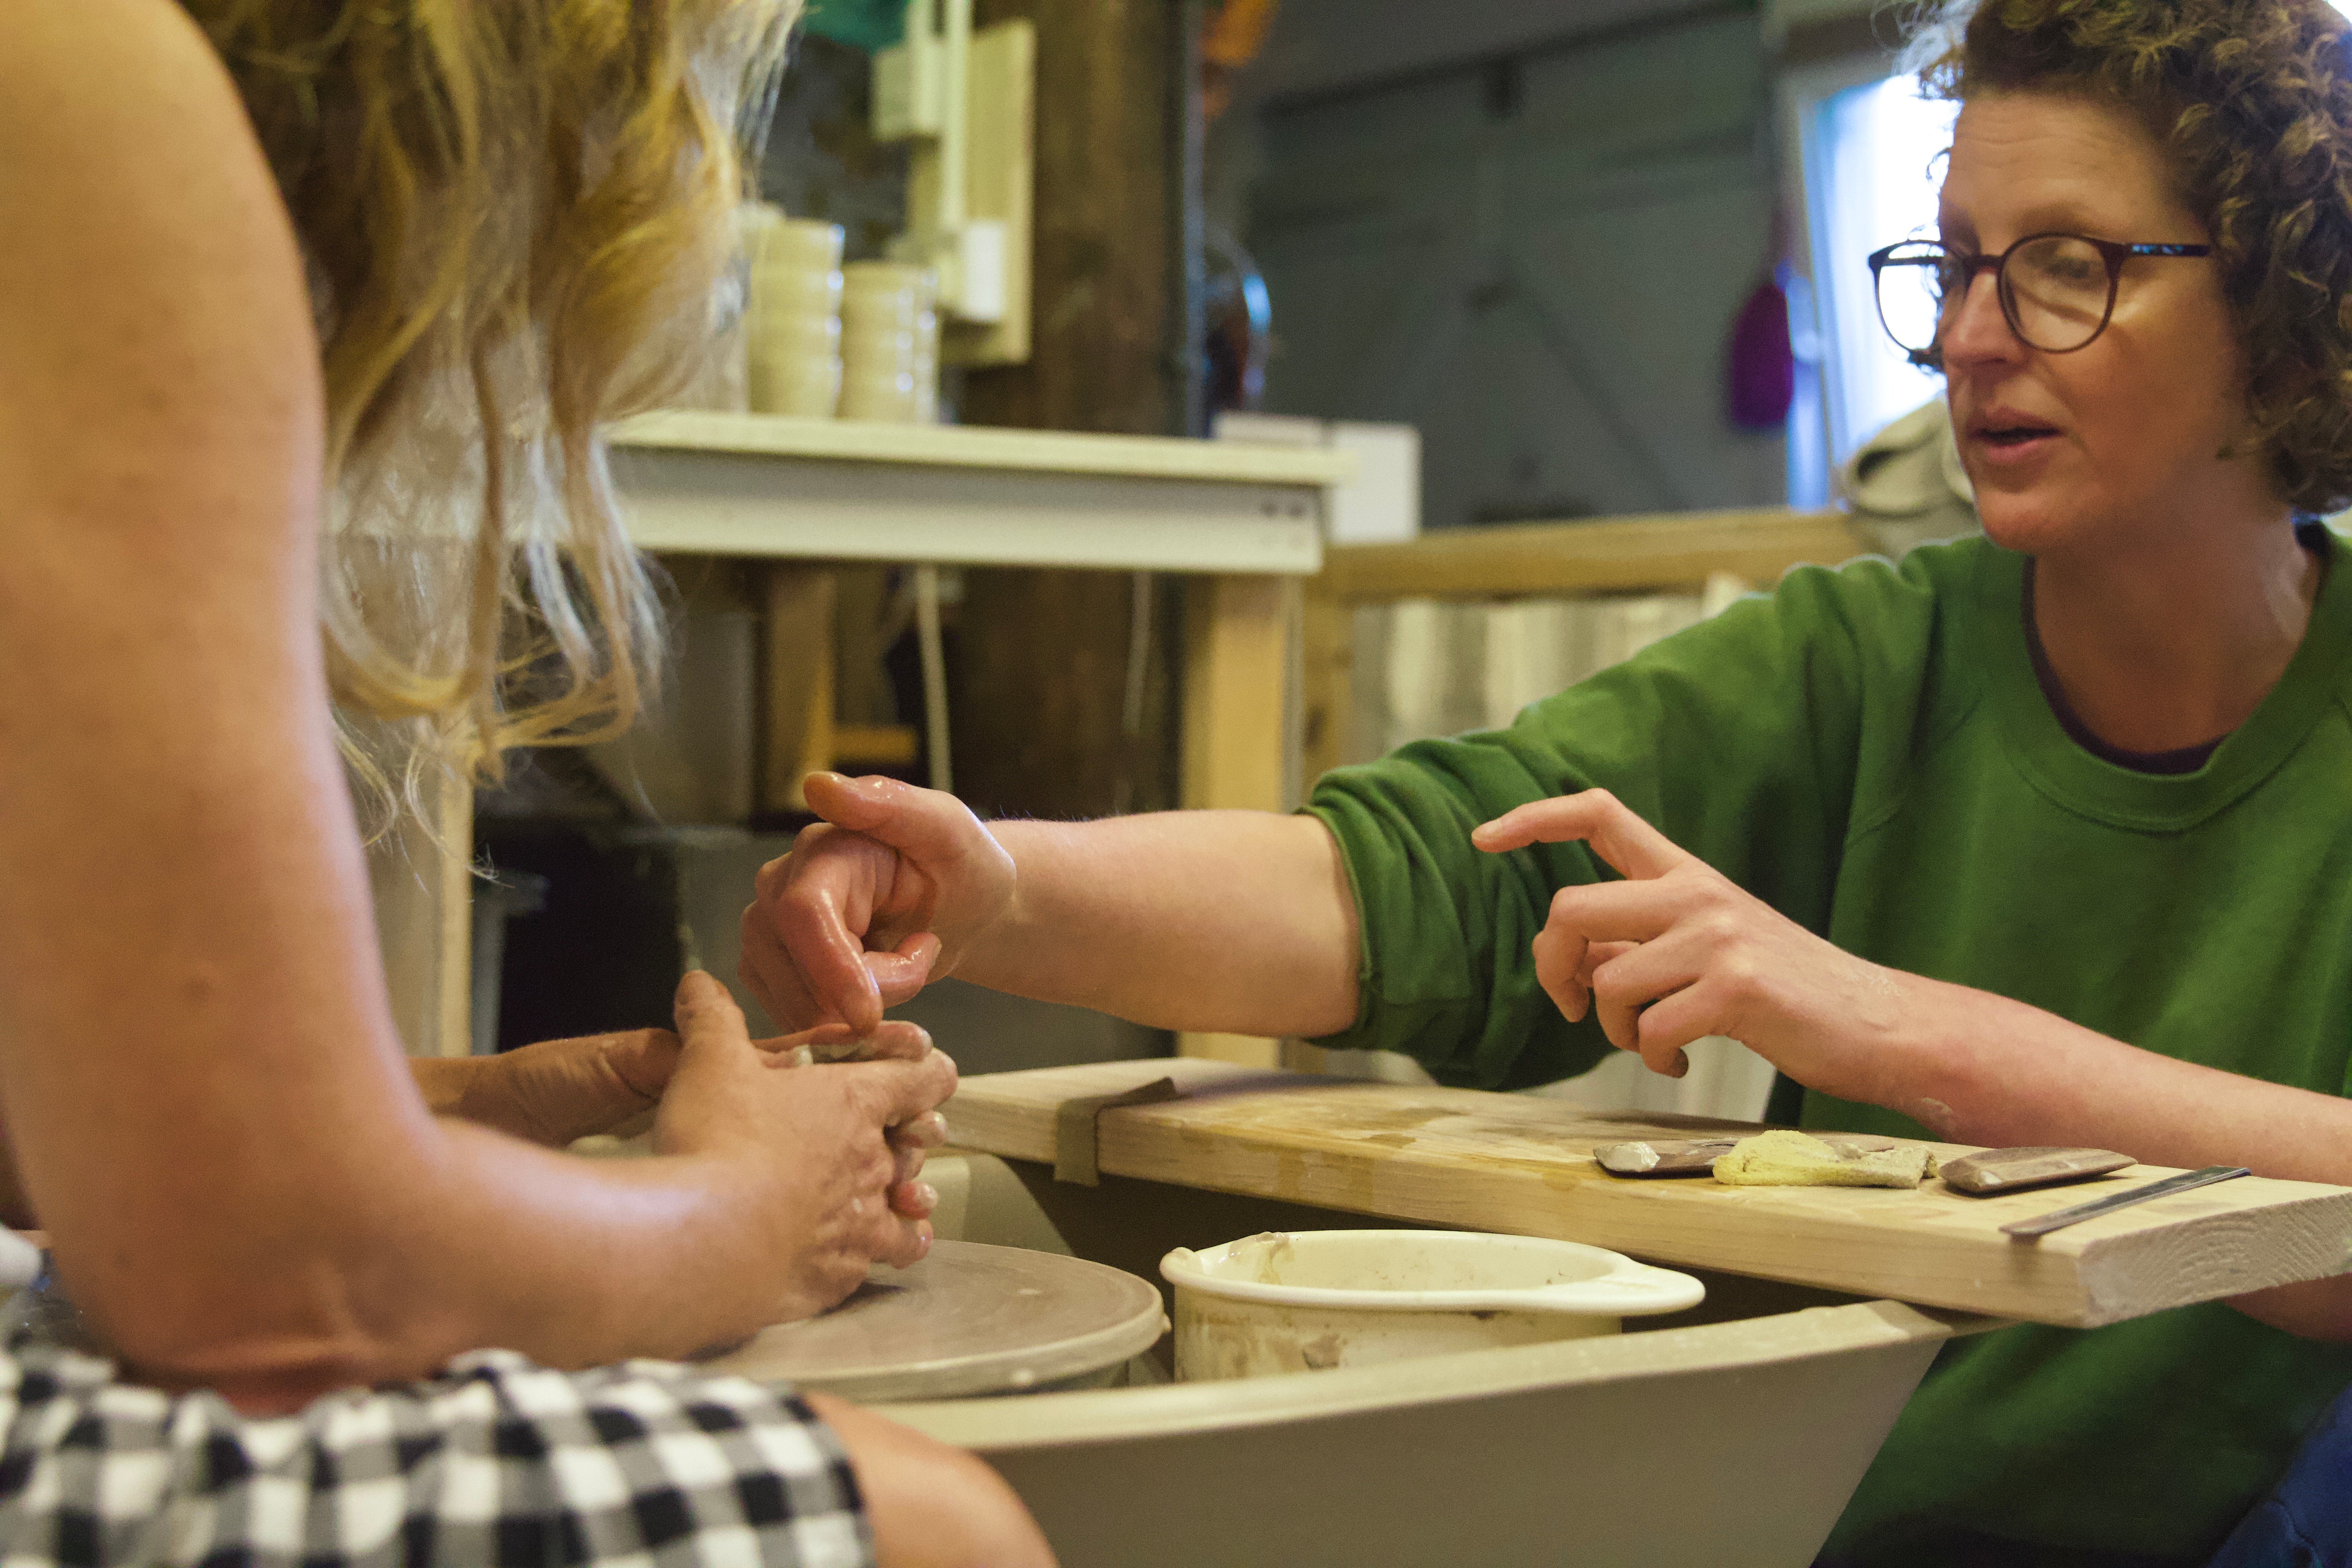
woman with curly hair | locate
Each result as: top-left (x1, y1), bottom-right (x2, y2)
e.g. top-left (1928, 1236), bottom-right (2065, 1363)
top-left (740, 0), bottom-right (2352, 1559)
top-left (0, 1), bottom-right (1050, 1563)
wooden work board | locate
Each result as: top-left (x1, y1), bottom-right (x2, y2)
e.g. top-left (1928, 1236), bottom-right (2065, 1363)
top-left (943, 1059), bottom-right (2352, 1329)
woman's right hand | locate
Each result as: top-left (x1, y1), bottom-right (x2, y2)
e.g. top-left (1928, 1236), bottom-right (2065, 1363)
top-left (740, 772), bottom-right (1016, 1034)
top-left (654, 972), bottom-right (958, 1323)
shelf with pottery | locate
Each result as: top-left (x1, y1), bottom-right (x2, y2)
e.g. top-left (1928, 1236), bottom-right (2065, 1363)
top-left (610, 410), bottom-right (1354, 1059)
top-left (369, 415), bottom-right (1350, 1063)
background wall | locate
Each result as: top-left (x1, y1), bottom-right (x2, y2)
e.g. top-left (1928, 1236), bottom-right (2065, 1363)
top-left (1227, 4), bottom-right (1790, 530)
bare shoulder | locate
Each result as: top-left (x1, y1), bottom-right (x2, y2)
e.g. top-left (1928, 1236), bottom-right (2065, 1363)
top-left (0, 0), bottom-right (320, 529)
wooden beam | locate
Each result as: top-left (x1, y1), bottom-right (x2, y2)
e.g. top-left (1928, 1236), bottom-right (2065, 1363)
top-left (945, 0), bottom-right (1199, 826)
top-left (762, 567), bottom-right (837, 813)
top-left (1295, 507), bottom-right (1872, 785)
top-left (943, 1060), bottom-right (2352, 1328)
top-left (1179, 574), bottom-right (1291, 815)
top-left (1316, 508), bottom-right (1871, 605)
top-left (1177, 574), bottom-right (1296, 1068)
top-left (961, 0), bottom-right (1190, 432)
top-left (1298, 586), bottom-right (1356, 786)
top-left (939, 20), bottom-right (1037, 368)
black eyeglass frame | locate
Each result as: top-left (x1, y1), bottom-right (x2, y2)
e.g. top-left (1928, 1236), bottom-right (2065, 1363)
top-left (1866, 232), bottom-right (2214, 368)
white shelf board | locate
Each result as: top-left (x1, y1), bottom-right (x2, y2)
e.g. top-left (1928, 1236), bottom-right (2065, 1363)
top-left (610, 412), bottom-right (1345, 573)
top-left (612, 411), bottom-right (1355, 486)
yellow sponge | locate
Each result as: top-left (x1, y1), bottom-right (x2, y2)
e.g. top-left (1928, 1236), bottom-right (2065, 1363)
top-left (1712, 1129), bottom-right (1937, 1190)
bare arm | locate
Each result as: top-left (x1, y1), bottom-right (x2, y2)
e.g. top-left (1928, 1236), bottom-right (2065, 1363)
top-left (739, 775), bottom-right (1359, 1039)
top-left (0, 1), bottom-right (950, 1411)
top-left (965, 814), bottom-right (1358, 1035)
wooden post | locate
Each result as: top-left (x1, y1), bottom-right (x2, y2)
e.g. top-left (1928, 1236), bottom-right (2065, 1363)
top-left (763, 567), bottom-right (838, 813)
top-left (1299, 584), bottom-right (1355, 787)
top-left (1179, 575), bottom-right (1289, 813)
top-left (1175, 574), bottom-right (1299, 1067)
top-left (949, 0), bottom-right (1200, 823)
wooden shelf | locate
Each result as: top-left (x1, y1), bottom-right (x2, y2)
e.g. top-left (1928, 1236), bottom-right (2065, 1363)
top-left (1314, 507), bottom-right (1870, 604)
top-left (608, 412), bottom-right (1351, 576)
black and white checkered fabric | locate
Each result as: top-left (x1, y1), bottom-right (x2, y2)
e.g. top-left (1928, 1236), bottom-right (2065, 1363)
top-left (0, 1328), bottom-right (874, 1567)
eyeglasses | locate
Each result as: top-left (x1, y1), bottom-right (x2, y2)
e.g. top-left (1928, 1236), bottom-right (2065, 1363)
top-left (1867, 233), bottom-right (2213, 367)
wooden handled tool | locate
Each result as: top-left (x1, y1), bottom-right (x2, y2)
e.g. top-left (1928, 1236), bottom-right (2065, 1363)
top-left (1939, 1146), bottom-right (2134, 1196)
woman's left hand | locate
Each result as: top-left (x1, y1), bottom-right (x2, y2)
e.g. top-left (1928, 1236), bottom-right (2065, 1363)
top-left (1471, 789), bottom-right (1918, 1105)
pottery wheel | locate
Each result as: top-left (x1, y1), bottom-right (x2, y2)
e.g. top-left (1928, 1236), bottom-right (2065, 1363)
top-left (698, 1240), bottom-right (1167, 1402)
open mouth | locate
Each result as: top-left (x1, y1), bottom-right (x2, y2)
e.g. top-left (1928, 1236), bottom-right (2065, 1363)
top-left (1975, 420), bottom-right (2058, 450)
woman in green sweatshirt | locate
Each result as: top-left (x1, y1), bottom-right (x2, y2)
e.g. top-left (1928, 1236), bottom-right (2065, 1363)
top-left (740, 0), bottom-right (2352, 1559)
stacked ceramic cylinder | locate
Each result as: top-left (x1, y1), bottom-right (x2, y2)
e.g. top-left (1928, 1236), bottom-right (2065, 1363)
top-left (838, 262), bottom-right (941, 424)
top-left (743, 204), bottom-right (845, 418)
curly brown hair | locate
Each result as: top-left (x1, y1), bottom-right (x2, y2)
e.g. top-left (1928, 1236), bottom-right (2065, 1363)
top-left (183, 0), bottom-right (795, 827)
top-left (1911, 0), bottom-right (2352, 511)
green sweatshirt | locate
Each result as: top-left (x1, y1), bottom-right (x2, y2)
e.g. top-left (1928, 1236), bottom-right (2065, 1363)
top-left (1302, 532), bottom-right (2352, 1566)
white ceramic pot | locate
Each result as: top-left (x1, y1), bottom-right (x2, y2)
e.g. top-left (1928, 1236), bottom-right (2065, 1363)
top-left (746, 211), bottom-right (845, 272)
top-left (749, 351), bottom-right (843, 418)
top-left (1161, 1230), bottom-right (1704, 1383)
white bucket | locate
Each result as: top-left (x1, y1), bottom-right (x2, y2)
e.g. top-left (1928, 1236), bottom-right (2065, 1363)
top-left (1160, 1230), bottom-right (1705, 1382)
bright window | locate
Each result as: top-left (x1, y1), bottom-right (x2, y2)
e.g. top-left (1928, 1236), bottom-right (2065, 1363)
top-left (1802, 73), bottom-right (1961, 463)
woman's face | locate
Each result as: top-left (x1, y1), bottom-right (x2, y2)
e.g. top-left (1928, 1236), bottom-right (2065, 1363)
top-left (1936, 90), bottom-right (2269, 554)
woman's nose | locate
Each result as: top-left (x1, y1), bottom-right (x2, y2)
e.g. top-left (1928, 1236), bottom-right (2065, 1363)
top-left (1939, 271), bottom-right (2022, 368)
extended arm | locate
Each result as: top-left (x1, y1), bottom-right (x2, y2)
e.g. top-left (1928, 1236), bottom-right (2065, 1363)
top-left (740, 774), bottom-right (1359, 1039)
top-left (968, 814), bottom-right (1357, 1034)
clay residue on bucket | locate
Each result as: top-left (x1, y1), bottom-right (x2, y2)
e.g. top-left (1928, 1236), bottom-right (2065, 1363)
top-left (1250, 1232), bottom-right (1296, 1285)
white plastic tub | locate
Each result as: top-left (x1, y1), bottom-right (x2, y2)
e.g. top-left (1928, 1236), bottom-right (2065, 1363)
top-left (1161, 1229), bottom-right (1705, 1381)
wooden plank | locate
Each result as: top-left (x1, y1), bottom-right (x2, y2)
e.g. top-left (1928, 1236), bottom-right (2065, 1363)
top-left (943, 1060), bottom-right (2352, 1328)
top-left (762, 568), bottom-right (837, 814)
top-left (1317, 509), bottom-right (1872, 605)
top-left (1177, 576), bottom-right (1297, 1070)
top-left (1299, 586), bottom-right (1356, 784)
top-left (833, 723), bottom-right (920, 766)
top-left (941, 21), bottom-right (1036, 368)
top-left (1180, 574), bottom-right (1290, 813)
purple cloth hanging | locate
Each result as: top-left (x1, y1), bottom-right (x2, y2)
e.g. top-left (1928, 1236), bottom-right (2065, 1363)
top-left (1726, 273), bottom-right (1795, 431)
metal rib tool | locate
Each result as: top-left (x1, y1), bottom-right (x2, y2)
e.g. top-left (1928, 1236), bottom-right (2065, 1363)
top-left (2000, 1165), bottom-right (2252, 1240)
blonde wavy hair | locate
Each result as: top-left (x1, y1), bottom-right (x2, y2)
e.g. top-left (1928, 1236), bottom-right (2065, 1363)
top-left (182, 0), bottom-right (797, 829)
